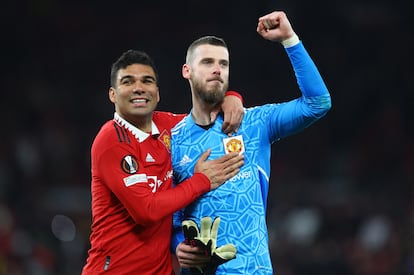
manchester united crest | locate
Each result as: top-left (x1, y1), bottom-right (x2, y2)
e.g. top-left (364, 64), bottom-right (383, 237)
top-left (158, 129), bottom-right (171, 151)
top-left (223, 135), bottom-right (245, 155)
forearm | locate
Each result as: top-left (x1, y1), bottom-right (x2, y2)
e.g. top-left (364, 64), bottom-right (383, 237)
top-left (285, 41), bottom-right (330, 99)
top-left (121, 173), bottom-right (210, 226)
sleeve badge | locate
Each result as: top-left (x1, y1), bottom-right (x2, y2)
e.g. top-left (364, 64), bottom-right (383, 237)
top-left (120, 155), bottom-right (139, 174)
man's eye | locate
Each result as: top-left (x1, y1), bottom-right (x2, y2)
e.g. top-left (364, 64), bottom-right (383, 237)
top-left (121, 79), bottom-right (133, 85)
top-left (143, 78), bottom-right (155, 84)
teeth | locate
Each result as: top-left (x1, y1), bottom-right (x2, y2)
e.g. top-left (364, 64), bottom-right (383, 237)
top-left (132, 99), bottom-right (146, 103)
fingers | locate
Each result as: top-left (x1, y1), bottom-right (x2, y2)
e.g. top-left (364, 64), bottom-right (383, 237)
top-left (182, 220), bottom-right (200, 241)
top-left (256, 11), bottom-right (294, 42)
top-left (221, 112), bottom-right (232, 134)
top-left (194, 149), bottom-right (211, 174)
top-left (258, 11), bottom-right (284, 23)
top-left (198, 149), bottom-right (211, 162)
top-left (209, 154), bottom-right (244, 189)
top-left (222, 160), bottom-right (243, 179)
top-left (194, 149), bottom-right (212, 175)
top-left (220, 160), bottom-right (243, 180)
top-left (216, 152), bottom-right (244, 170)
top-left (210, 217), bottom-right (220, 249)
top-left (258, 12), bottom-right (279, 32)
top-left (176, 243), bottom-right (211, 268)
top-left (200, 217), bottom-right (212, 242)
top-left (224, 152), bottom-right (244, 166)
top-left (222, 109), bottom-right (244, 135)
top-left (257, 16), bottom-right (281, 41)
top-left (221, 93), bottom-right (244, 135)
top-left (194, 150), bottom-right (244, 189)
top-left (213, 153), bottom-right (244, 176)
top-left (259, 18), bottom-right (280, 31)
top-left (215, 151), bottom-right (239, 162)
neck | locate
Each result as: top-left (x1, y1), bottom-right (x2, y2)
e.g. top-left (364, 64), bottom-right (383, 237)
top-left (191, 98), bottom-right (219, 126)
top-left (191, 108), bottom-right (212, 125)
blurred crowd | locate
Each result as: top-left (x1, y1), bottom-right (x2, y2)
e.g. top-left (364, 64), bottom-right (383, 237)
top-left (1, 0), bottom-right (413, 274)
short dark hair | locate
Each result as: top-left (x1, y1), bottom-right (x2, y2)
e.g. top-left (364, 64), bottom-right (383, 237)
top-left (110, 50), bottom-right (159, 88)
top-left (186, 36), bottom-right (228, 64)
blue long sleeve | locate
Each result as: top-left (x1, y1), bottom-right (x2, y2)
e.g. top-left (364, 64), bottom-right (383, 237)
top-left (286, 41), bottom-right (331, 113)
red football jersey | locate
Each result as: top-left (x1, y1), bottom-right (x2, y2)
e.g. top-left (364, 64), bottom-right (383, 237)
top-left (82, 111), bottom-right (210, 274)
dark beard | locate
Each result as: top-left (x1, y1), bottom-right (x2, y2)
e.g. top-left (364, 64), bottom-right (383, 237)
top-left (194, 82), bottom-right (227, 105)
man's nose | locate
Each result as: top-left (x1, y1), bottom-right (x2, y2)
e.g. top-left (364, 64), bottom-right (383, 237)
top-left (212, 63), bottom-right (222, 75)
top-left (132, 82), bottom-right (145, 93)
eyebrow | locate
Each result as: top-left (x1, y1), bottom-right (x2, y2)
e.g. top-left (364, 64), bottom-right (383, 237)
top-left (200, 57), bottom-right (228, 64)
top-left (142, 75), bottom-right (156, 81)
top-left (118, 74), bottom-right (156, 82)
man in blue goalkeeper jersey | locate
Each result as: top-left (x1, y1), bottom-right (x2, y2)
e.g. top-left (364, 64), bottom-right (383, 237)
top-left (171, 11), bottom-right (332, 274)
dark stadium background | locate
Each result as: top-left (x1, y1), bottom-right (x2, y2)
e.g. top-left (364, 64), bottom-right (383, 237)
top-left (1, 0), bottom-right (413, 274)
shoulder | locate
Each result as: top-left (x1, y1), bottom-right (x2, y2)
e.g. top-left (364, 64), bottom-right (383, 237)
top-left (92, 120), bottom-right (131, 152)
top-left (153, 111), bottom-right (186, 129)
top-left (244, 104), bottom-right (278, 117)
top-left (93, 120), bottom-right (114, 140)
top-left (153, 111), bottom-right (186, 120)
top-left (171, 114), bottom-right (192, 135)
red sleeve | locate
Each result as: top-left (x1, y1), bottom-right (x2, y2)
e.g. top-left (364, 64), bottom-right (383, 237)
top-left (153, 111), bottom-right (186, 129)
top-left (143, 172), bottom-right (210, 220)
top-left (93, 131), bottom-right (210, 227)
top-left (225, 90), bottom-right (244, 104)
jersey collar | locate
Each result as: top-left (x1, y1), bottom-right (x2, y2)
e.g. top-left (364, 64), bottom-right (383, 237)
top-left (113, 112), bottom-right (160, 142)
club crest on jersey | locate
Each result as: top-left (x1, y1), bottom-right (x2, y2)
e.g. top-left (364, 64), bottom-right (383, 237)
top-left (158, 129), bottom-right (171, 152)
top-left (223, 135), bottom-right (245, 155)
top-left (121, 155), bottom-right (138, 174)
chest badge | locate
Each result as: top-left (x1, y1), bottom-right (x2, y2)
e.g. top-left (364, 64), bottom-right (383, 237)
top-left (158, 129), bottom-right (171, 152)
top-left (223, 135), bottom-right (245, 155)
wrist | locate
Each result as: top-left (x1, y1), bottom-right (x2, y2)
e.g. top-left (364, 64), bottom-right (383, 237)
top-left (225, 90), bottom-right (244, 104)
top-left (281, 34), bottom-right (299, 48)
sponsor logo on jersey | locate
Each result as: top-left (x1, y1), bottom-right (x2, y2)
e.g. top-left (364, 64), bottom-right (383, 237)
top-left (223, 135), bottom-right (245, 155)
top-left (229, 170), bottom-right (252, 182)
top-left (158, 129), bottom-right (171, 152)
top-left (123, 170), bottom-right (173, 190)
top-left (123, 174), bottom-right (147, 187)
top-left (120, 155), bottom-right (138, 174)
top-left (147, 176), bottom-right (158, 192)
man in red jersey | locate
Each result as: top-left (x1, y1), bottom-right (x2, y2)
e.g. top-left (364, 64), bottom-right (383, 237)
top-left (81, 49), bottom-right (244, 274)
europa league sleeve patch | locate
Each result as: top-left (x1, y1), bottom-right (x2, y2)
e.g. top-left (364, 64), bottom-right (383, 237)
top-left (223, 135), bottom-right (245, 155)
top-left (120, 155), bottom-right (139, 174)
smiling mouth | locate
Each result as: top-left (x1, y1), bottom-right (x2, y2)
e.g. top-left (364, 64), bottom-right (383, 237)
top-left (131, 99), bottom-right (147, 103)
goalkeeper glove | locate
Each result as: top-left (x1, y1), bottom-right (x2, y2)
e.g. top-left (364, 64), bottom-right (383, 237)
top-left (182, 216), bottom-right (237, 275)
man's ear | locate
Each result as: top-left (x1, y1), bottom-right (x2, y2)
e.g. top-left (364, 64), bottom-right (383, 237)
top-left (182, 64), bottom-right (190, 79)
top-left (109, 87), bottom-right (116, 103)
top-left (156, 86), bottom-right (160, 103)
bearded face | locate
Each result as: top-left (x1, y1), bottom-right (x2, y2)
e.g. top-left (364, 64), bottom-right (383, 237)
top-left (184, 44), bottom-right (230, 106)
top-left (192, 75), bottom-right (228, 105)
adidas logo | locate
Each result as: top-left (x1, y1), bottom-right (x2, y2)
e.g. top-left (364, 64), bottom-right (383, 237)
top-left (146, 153), bottom-right (155, 162)
top-left (179, 154), bottom-right (192, 166)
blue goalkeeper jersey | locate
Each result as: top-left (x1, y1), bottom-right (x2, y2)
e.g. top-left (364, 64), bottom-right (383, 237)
top-left (171, 42), bottom-right (331, 274)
